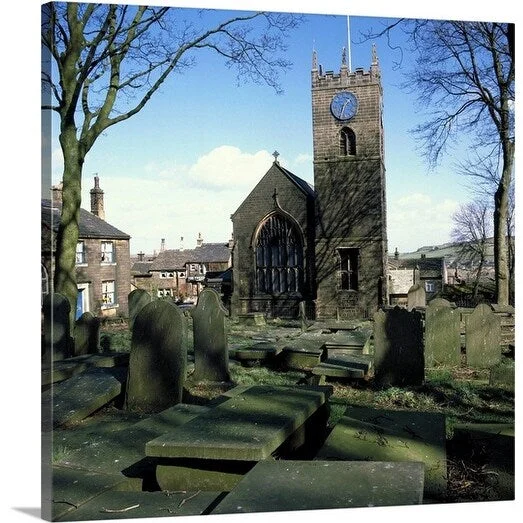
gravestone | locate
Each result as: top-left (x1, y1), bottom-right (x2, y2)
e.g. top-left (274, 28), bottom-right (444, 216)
top-left (42, 292), bottom-right (71, 361)
top-left (128, 288), bottom-right (151, 331)
top-left (191, 288), bottom-right (230, 383)
top-left (73, 312), bottom-right (100, 356)
top-left (299, 301), bottom-right (308, 332)
top-left (373, 307), bottom-right (424, 387)
top-left (407, 283), bottom-right (426, 310)
top-left (425, 298), bottom-right (460, 367)
top-left (465, 303), bottom-right (502, 368)
top-left (125, 300), bottom-right (187, 413)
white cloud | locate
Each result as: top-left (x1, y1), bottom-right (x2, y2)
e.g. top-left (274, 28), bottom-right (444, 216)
top-left (187, 145), bottom-right (273, 189)
top-left (388, 193), bottom-right (459, 253)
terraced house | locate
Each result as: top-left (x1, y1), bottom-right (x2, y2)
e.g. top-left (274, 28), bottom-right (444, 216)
top-left (41, 176), bottom-right (131, 318)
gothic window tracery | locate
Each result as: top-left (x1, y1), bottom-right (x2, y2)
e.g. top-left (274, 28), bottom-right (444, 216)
top-left (255, 214), bottom-right (303, 294)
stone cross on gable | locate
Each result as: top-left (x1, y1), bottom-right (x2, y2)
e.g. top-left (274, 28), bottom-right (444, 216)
top-left (272, 150), bottom-right (280, 164)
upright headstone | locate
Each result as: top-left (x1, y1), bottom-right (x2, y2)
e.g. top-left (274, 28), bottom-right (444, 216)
top-left (407, 283), bottom-right (426, 311)
top-left (373, 307), bottom-right (424, 387)
top-left (74, 312), bottom-right (100, 356)
top-left (125, 300), bottom-right (187, 413)
top-left (128, 289), bottom-right (152, 331)
top-left (425, 298), bottom-right (461, 367)
top-left (466, 303), bottom-right (502, 368)
top-left (42, 293), bottom-right (71, 361)
top-left (299, 301), bottom-right (308, 332)
top-left (191, 288), bottom-right (230, 383)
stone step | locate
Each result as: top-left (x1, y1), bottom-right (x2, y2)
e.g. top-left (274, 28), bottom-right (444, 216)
top-left (211, 460), bottom-right (424, 514)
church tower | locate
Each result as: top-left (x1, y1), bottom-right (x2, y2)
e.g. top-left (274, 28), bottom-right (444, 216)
top-left (312, 45), bottom-right (388, 319)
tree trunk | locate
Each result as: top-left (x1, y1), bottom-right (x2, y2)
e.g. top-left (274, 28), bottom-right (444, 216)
top-left (493, 144), bottom-right (514, 306)
top-left (54, 127), bottom-right (84, 324)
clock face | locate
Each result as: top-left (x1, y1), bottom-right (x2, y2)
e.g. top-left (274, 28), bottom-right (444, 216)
top-left (330, 91), bottom-right (358, 121)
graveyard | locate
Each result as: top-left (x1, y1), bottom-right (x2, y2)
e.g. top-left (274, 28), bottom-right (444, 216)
top-left (42, 288), bottom-right (515, 521)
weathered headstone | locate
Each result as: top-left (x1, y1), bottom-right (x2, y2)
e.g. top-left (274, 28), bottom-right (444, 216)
top-left (489, 358), bottom-right (515, 390)
top-left (425, 298), bottom-right (461, 367)
top-left (373, 307), bottom-right (424, 387)
top-left (128, 288), bottom-right (152, 331)
top-left (73, 312), bottom-right (100, 356)
top-left (465, 303), bottom-right (502, 368)
top-left (299, 301), bottom-right (308, 332)
top-left (191, 288), bottom-right (230, 383)
top-left (42, 292), bottom-right (71, 361)
top-left (407, 283), bottom-right (426, 310)
top-left (125, 300), bottom-right (187, 413)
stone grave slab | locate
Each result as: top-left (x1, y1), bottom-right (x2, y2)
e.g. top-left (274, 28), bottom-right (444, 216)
top-left (315, 406), bottom-right (447, 500)
top-left (465, 303), bottom-right (502, 368)
top-left (279, 338), bottom-right (324, 370)
top-left (57, 489), bottom-right (223, 521)
top-left (42, 366), bottom-right (127, 430)
top-left (425, 298), bottom-right (461, 367)
top-left (49, 466), bottom-right (131, 521)
top-left (42, 353), bottom-right (130, 386)
top-left (146, 385), bottom-right (331, 491)
top-left (312, 354), bottom-right (372, 381)
top-left (233, 342), bottom-right (279, 366)
top-left (211, 460), bottom-right (424, 514)
top-left (237, 312), bottom-right (266, 326)
top-left (53, 404), bottom-right (210, 482)
top-left (324, 329), bottom-right (372, 357)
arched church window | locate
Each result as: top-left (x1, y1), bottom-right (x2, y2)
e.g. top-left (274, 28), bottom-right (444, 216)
top-left (255, 214), bottom-right (304, 295)
top-left (340, 127), bottom-right (356, 156)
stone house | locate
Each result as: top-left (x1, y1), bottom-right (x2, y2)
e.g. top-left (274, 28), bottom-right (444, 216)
top-left (388, 253), bottom-right (448, 306)
top-left (41, 176), bottom-right (131, 318)
top-left (132, 235), bottom-right (232, 301)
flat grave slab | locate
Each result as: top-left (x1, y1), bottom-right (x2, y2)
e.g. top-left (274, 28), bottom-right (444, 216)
top-left (42, 366), bottom-right (128, 430)
top-left (146, 385), bottom-right (330, 461)
top-left (49, 466), bottom-right (131, 521)
top-left (315, 406), bottom-right (447, 500)
top-left (53, 404), bottom-right (210, 478)
top-left (211, 460), bottom-right (424, 514)
top-left (56, 489), bottom-right (223, 521)
top-left (42, 352), bottom-right (129, 386)
top-left (312, 354), bottom-right (372, 380)
top-left (279, 339), bottom-right (324, 370)
top-left (324, 329), bottom-right (372, 356)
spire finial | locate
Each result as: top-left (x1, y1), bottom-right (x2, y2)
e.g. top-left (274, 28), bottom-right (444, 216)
top-left (272, 150), bottom-right (280, 164)
top-left (372, 43), bottom-right (378, 65)
top-left (312, 48), bottom-right (318, 71)
top-left (341, 46), bottom-right (347, 67)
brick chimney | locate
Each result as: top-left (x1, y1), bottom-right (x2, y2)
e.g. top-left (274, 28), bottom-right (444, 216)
top-left (90, 175), bottom-right (105, 220)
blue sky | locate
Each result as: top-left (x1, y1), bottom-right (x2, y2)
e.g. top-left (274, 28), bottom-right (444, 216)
top-left (43, 0), bottom-right (515, 256)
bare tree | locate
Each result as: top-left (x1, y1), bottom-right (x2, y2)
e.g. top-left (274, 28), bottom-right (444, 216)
top-left (451, 200), bottom-right (493, 300)
top-left (360, 19), bottom-right (514, 305)
top-left (41, 2), bottom-right (302, 320)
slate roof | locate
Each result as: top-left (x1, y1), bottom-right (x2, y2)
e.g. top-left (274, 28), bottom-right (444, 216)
top-left (131, 261), bottom-right (154, 276)
top-left (149, 243), bottom-right (231, 271)
top-left (388, 256), bottom-right (445, 278)
top-left (42, 199), bottom-right (130, 240)
top-left (277, 163), bottom-right (315, 198)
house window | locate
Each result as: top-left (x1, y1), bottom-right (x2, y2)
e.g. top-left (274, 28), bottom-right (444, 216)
top-left (160, 272), bottom-right (174, 278)
top-left (76, 241), bottom-right (87, 264)
top-left (338, 248), bottom-right (358, 291)
top-left (157, 288), bottom-right (174, 298)
top-left (425, 281), bottom-right (435, 293)
top-left (102, 280), bottom-right (116, 306)
top-left (101, 241), bottom-right (115, 263)
top-left (255, 213), bottom-right (304, 295)
top-left (340, 127), bottom-right (356, 156)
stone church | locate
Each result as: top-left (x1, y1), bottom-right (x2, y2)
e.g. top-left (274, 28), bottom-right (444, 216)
top-left (231, 46), bottom-right (388, 320)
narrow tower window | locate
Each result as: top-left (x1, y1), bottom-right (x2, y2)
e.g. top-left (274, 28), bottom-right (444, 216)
top-left (340, 127), bottom-right (356, 156)
top-left (338, 248), bottom-right (358, 290)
